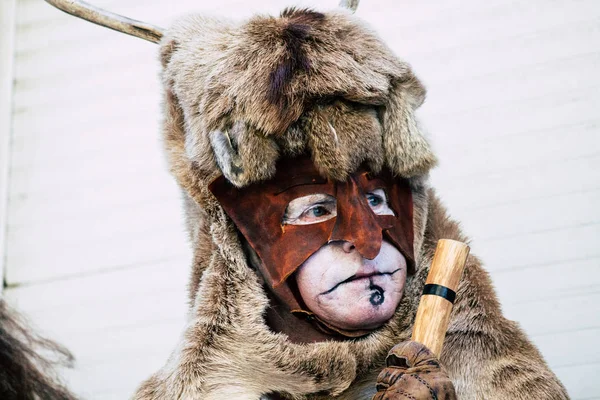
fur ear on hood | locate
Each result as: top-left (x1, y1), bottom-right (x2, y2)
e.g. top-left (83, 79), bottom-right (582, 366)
top-left (382, 75), bottom-right (437, 177)
top-left (160, 7), bottom-right (436, 188)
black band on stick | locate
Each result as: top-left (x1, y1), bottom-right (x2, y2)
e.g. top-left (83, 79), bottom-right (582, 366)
top-left (422, 284), bottom-right (456, 304)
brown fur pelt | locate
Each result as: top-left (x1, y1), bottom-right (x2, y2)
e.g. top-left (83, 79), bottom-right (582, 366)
top-left (0, 299), bottom-right (77, 400)
top-left (134, 7), bottom-right (569, 400)
top-left (160, 7), bottom-right (436, 191)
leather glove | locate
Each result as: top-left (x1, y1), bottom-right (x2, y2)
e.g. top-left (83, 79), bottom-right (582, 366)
top-left (373, 341), bottom-right (457, 400)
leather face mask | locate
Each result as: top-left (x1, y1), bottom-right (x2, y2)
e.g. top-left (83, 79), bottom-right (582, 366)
top-left (209, 157), bottom-right (415, 291)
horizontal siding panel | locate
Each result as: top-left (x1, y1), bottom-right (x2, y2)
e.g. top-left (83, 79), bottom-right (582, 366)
top-left (60, 344), bottom-right (180, 399)
top-left (5, 230), bottom-right (189, 284)
top-left (8, 181), bottom-right (179, 228)
top-left (406, 12), bottom-right (600, 72)
top-left (553, 363), bottom-right (600, 400)
top-left (8, 146), bottom-right (168, 195)
top-left (13, 287), bottom-right (187, 336)
top-left (50, 321), bottom-right (185, 366)
top-left (426, 86), bottom-right (600, 162)
top-left (5, 258), bottom-right (189, 311)
top-left (435, 119), bottom-right (599, 181)
top-left (11, 101), bottom-right (159, 139)
top-left (14, 38), bottom-right (155, 82)
top-left (413, 19), bottom-right (600, 88)
top-left (503, 293), bottom-right (600, 337)
top-left (475, 223), bottom-right (600, 272)
top-left (39, 332), bottom-right (183, 399)
top-left (8, 200), bottom-right (184, 246)
top-left (13, 60), bottom-right (160, 112)
top-left (431, 52), bottom-right (600, 108)
top-left (9, 134), bottom-right (168, 176)
top-left (433, 155), bottom-right (600, 211)
top-left (10, 111), bottom-right (159, 147)
top-left (373, 0), bottom-right (600, 56)
top-left (533, 328), bottom-right (600, 369)
top-left (491, 258), bottom-right (600, 304)
top-left (461, 189), bottom-right (600, 241)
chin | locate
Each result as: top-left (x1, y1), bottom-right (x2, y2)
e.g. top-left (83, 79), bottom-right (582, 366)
top-left (329, 296), bottom-right (399, 330)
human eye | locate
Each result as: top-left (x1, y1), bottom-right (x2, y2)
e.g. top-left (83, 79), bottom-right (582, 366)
top-left (367, 193), bottom-right (383, 207)
top-left (366, 188), bottom-right (394, 216)
top-left (284, 194), bottom-right (337, 225)
top-left (304, 205), bottom-right (330, 218)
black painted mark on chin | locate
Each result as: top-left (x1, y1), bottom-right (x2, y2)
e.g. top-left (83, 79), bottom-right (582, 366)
top-left (369, 280), bottom-right (385, 306)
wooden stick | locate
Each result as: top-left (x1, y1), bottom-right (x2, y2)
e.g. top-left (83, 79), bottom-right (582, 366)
top-left (411, 239), bottom-right (470, 357)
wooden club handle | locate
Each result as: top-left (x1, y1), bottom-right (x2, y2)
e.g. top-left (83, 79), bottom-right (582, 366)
top-left (411, 239), bottom-right (470, 357)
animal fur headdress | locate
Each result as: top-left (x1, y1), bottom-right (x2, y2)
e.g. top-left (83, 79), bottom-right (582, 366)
top-left (161, 7), bottom-right (437, 190)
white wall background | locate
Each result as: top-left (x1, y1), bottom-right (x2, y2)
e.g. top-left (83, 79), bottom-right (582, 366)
top-left (1, 0), bottom-right (598, 398)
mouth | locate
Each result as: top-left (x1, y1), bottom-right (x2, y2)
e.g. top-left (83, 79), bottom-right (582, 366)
top-left (319, 268), bottom-right (402, 295)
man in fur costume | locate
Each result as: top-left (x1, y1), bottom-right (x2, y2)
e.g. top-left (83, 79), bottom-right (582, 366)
top-left (128, 7), bottom-right (569, 400)
top-left (41, 1), bottom-right (569, 398)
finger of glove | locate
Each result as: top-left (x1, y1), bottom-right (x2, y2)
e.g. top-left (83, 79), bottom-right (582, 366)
top-left (428, 374), bottom-right (458, 400)
top-left (372, 390), bottom-right (410, 400)
top-left (372, 390), bottom-right (386, 400)
top-left (405, 372), bottom-right (457, 400)
top-left (387, 341), bottom-right (440, 369)
top-left (373, 388), bottom-right (418, 400)
top-left (376, 367), bottom-right (406, 391)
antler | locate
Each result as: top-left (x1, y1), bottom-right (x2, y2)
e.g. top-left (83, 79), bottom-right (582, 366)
top-left (339, 0), bottom-right (360, 12)
top-left (44, 0), bottom-right (164, 43)
top-left (45, 0), bottom-right (359, 43)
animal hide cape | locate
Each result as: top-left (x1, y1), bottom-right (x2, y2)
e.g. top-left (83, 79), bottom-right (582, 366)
top-left (134, 7), bottom-right (569, 400)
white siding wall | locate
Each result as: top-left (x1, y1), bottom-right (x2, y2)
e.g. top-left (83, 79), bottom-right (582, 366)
top-left (2, 0), bottom-right (599, 398)
top-left (0, 0), bottom-right (17, 293)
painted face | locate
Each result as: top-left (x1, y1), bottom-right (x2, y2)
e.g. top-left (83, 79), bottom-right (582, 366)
top-left (209, 156), bottom-right (414, 329)
top-left (295, 240), bottom-right (407, 330)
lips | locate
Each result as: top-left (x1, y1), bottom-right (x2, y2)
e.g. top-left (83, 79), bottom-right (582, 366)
top-left (320, 268), bottom-right (402, 295)
top-left (352, 271), bottom-right (379, 280)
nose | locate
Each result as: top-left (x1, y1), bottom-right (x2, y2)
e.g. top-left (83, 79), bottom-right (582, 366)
top-left (328, 178), bottom-right (382, 260)
top-left (341, 241), bottom-right (356, 253)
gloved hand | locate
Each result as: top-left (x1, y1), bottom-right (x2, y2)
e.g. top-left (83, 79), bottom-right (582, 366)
top-left (373, 341), bottom-right (457, 400)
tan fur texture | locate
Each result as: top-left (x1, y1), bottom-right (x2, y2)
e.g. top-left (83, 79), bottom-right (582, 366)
top-left (134, 8), bottom-right (568, 400)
